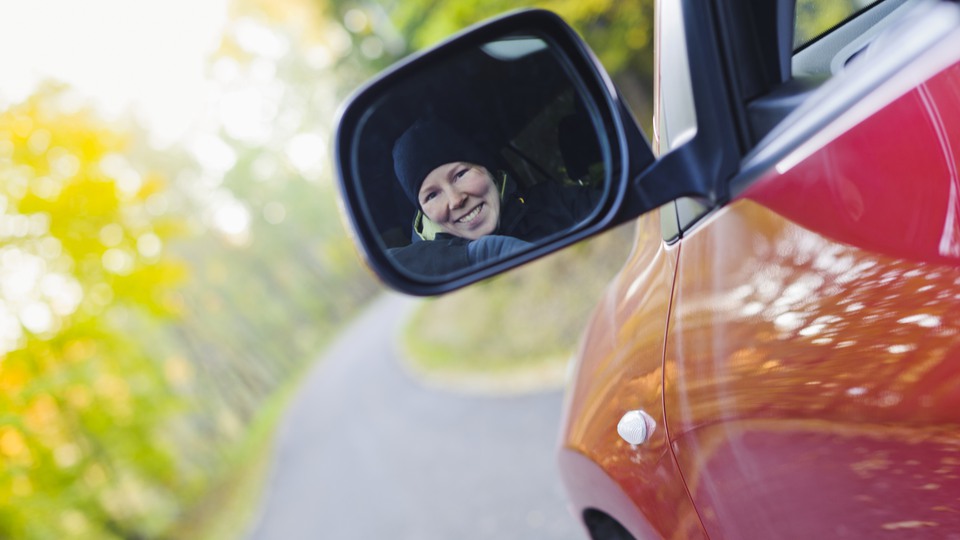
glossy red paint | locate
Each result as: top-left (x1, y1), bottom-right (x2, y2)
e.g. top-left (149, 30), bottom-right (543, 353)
top-left (749, 61), bottom-right (960, 266)
top-left (559, 211), bottom-right (706, 540)
top-left (661, 61), bottom-right (960, 538)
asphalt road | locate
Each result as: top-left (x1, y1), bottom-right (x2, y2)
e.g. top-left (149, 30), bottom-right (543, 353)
top-left (245, 292), bottom-right (586, 540)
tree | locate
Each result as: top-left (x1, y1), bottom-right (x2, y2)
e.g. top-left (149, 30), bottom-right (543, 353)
top-left (319, 0), bottom-right (656, 125)
top-left (0, 85), bottom-right (190, 539)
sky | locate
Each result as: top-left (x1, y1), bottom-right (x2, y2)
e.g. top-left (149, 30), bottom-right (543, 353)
top-left (0, 0), bottom-right (340, 247)
top-left (0, 0), bottom-right (229, 144)
top-left (0, 0), bottom-right (272, 352)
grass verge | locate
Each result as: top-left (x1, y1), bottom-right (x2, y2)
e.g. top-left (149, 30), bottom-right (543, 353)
top-left (165, 379), bottom-right (303, 540)
top-left (401, 224), bottom-right (635, 393)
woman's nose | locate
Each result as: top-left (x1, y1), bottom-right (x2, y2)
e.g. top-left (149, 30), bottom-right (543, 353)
top-left (448, 190), bottom-right (467, 209)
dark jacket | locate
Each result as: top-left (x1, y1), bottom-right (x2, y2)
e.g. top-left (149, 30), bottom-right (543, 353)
top-left (388, 174), bottom-right (601, 276)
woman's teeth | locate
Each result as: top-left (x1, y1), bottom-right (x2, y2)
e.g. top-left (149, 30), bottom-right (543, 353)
top-left (457, 204), bottom-right (482, 224)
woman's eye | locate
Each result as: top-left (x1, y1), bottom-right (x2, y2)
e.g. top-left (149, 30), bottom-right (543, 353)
top-left (454, 169), bottom-right (468, 180)
top-left (422, 192), bottom-right (437, 203)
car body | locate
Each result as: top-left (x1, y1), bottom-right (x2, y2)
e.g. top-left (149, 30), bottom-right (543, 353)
top-left (560, 1), bottom-right (960, 538)
top-left (334, 0), bottom-right (960, 537)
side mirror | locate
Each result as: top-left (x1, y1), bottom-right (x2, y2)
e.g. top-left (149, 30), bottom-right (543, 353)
top-left (335, 10), bottom-right (661, 295)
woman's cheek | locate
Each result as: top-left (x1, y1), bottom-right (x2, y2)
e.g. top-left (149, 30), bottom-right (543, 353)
top-left (424, 204), bottom-right (447, 225)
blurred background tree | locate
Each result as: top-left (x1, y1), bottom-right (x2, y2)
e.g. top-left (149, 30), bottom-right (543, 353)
top-left (0, 86), bottom-right (188, 537)
top-left (0, 2), bottom-right (381, 537)
top-left (321, 0), bottom-right (655, 128)
top-left (795, 0), bottom-right (873, 48)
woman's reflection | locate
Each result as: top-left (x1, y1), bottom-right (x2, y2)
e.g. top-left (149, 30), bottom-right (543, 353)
top-left (388, 117), bottom-right (601, 276)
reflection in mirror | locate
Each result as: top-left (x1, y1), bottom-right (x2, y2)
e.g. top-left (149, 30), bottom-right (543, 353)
top-left (352, 34), bottom-right (608, 280)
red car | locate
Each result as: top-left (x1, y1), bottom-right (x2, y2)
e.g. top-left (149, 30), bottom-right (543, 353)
top-left (335, 0), bottom-right (960, 538)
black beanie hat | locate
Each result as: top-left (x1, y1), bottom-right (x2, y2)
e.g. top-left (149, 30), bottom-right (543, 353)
top-left (392, 118), bottom-right (496, 206)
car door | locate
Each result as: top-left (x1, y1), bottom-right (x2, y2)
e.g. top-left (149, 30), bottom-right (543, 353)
top-left (664, 1), bottom-right (960, 538)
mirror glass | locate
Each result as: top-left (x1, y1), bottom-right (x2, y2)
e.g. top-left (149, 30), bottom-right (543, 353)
top-left (350, 33), bottom-right (609, 280)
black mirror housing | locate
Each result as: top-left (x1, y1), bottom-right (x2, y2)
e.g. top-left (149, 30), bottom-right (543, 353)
top-left (334, 9), bottom-right (655, 296)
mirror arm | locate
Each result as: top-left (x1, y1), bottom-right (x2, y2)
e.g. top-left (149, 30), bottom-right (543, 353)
top-left (609, 0), bottom-right (745, 228)
top-left (609, 61), bottom-right (737, 228)
top-left (611, 135), bottom-right (724, 227)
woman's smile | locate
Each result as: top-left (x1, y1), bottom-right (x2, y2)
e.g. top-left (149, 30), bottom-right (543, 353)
top-left (456, 203), bottom-right (484, 224)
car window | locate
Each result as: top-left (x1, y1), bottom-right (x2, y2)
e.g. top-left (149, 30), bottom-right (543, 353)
top-left (794, 0), bottom-right (882, 49)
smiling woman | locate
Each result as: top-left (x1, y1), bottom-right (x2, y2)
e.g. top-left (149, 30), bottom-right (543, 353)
top-left (386, 116), bottom-right (601, 275)
top-left (393, 119), bottom-right (504, 239)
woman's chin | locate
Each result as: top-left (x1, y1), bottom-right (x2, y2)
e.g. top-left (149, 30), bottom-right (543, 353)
top-left (452, 221), bottom-right (494, 240)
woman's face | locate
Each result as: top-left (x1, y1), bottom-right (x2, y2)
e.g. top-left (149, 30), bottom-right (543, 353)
top-left (418, 162), bottom-right (500, 240)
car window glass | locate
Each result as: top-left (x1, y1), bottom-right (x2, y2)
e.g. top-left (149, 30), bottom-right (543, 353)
top-left (794, 0), bottom-right (882, 50)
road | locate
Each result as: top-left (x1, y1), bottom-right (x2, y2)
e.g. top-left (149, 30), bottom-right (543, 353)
top-left (245, 292), bottom-right (585, 540)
